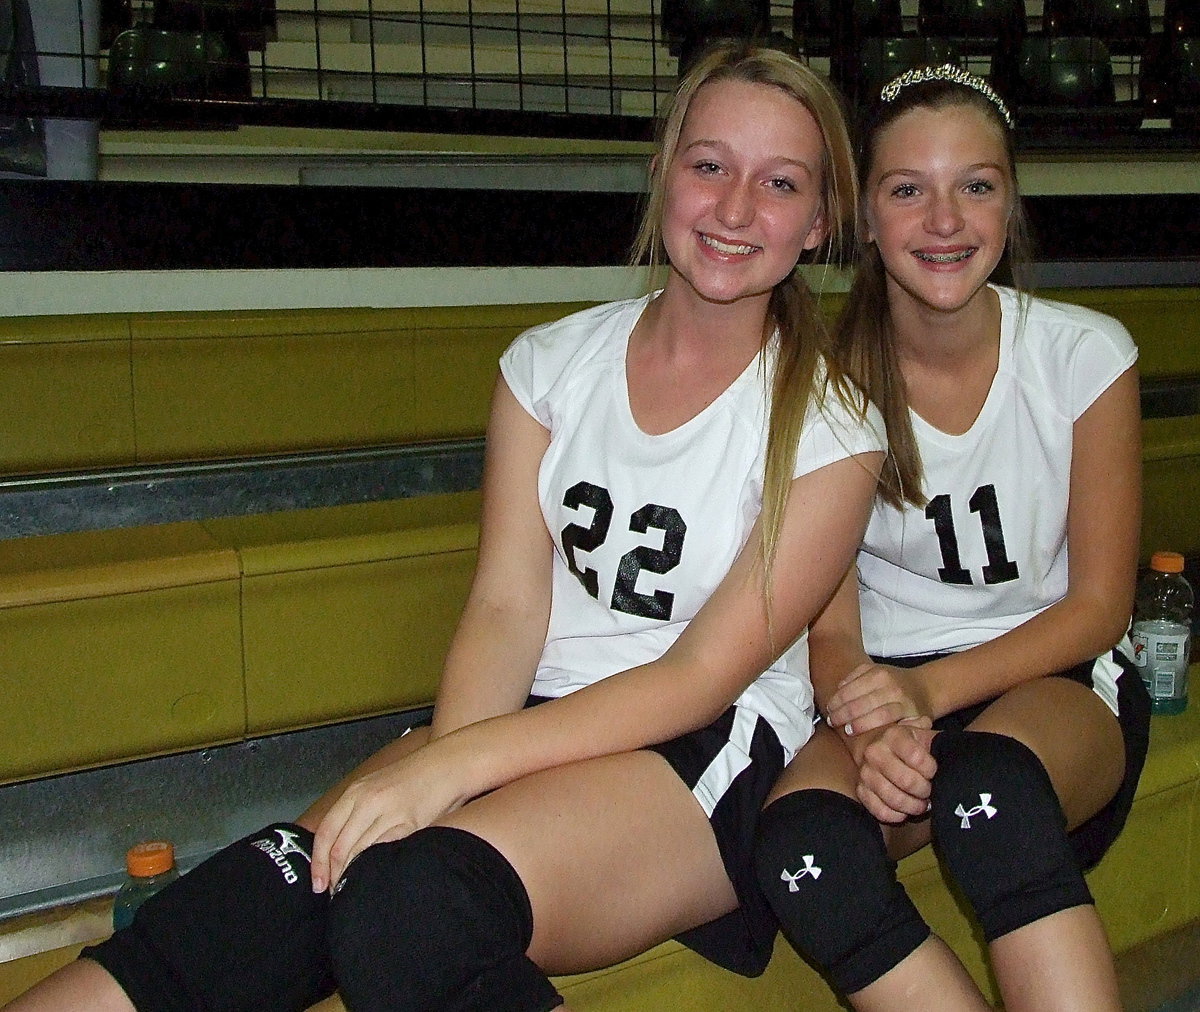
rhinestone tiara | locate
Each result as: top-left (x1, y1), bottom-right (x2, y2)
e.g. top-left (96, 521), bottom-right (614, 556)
top-left (879, 64), bottom-right (1015, 129)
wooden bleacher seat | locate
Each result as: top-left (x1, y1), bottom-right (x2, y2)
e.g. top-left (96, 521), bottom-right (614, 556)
top-left (3, 288), bottom-right (1190, 477)
top-left (1143, 415), bottom-right (1200, 558)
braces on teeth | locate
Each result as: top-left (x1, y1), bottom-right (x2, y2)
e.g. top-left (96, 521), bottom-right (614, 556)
top-left (915, 249), bottom-right (976, 263)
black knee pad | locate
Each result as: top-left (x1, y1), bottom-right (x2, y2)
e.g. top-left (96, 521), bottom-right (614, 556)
top-left (82, 823), bottom-right (335, 1012)
top-left (930, 730), bottom-right (1093, 942)
top-left (327, 826), bottom-right (563, 1012)
top-left (755, 790), bottom-right (929, 995)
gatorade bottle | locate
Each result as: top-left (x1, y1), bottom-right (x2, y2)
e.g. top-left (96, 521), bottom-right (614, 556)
top-left (112, 840), bottom-right (181, 931)
top-left (1131, 551), bottom-right (1193, 715)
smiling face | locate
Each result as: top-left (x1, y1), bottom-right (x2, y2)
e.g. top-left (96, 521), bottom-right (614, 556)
top-left (659, 78), bottom-right (829, 309)
top-left (865, 102), bottom-right (1014, 318)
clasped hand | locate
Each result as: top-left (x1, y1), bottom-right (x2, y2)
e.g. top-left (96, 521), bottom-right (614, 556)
top-left (310, 740), bottom-right (469, 894)
top-left (827, 662), bottom-right (937, 824)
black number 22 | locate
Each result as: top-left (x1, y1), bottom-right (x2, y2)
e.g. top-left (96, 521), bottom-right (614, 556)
top-left (924, 484), bottom-right (1020, 586)
top-left (560, 481), bottom-right (686, 620)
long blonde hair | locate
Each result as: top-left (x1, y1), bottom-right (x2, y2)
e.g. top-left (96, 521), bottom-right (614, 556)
top-left (832, 73), bottom-right (1033, 509)
top-left (632, 42), bottom-right (861, 592)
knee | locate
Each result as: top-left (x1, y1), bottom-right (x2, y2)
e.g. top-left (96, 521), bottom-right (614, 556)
top-left (930, 730), bottom-right (1093, 942)
top-left (83, 823), bottom-right (335, 1012)
top-left (327, 827), bottom-right (562, 1012)
top-left (755, 789), bottom-right (929, 995)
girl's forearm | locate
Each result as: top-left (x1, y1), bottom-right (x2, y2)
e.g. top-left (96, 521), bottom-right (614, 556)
top-left (913, 591), bottom-right (1131, 718)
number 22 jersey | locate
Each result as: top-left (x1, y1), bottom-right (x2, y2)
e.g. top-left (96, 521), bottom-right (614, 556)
top-left (857, 285), bottom-right (1138, 713)
top-left (500, 294), bottom-right (886, 758)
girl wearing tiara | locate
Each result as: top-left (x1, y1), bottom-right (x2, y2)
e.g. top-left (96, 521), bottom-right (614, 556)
top-left (754, 65), bottom-right (1150, 1010)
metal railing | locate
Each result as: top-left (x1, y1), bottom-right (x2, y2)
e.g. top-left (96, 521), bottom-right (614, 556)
top-left (0, 1), bottom-right (1190, 145)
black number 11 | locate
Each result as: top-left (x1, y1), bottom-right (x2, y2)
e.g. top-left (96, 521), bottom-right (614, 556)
top-left (924, 484), bottom-right (1020, 586)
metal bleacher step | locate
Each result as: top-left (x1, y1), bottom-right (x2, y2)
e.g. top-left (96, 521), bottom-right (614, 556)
top-left (257, 38), bottom-right (673, 112)
top-left (262, 37), bottom-right (675, 78)
top-left (272, 0), bottom-right (658, 16)
top-left (0, 708), bottom-right (426, 922)
top-left (0, 440), bottom-right (483, 542)
top-left (258, 0), bottom-right (801, 111)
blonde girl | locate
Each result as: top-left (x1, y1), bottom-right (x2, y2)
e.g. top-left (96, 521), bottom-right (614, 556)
top-left (8, 43), bottom-right (883, 1012)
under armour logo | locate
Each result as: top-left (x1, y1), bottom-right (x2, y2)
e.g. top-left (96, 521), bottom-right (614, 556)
top-left (781, 855), bottom-right (822, 891)
top-left (954, 793), bottom-right (997, 828)
top-left (275, 829), bottom-right (312, 863)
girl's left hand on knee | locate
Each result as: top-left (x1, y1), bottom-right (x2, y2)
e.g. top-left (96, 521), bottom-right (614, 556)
top-left (310, 741), bottom-right (473, 894)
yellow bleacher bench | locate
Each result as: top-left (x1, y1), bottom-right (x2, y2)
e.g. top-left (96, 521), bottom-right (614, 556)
top-left (0, 523), bottom-right (243, 783)
top-left (0, 304), bottom-right (589, 476)
top-left (203, 493), bottom-right (479, 736)
top-left (0, 492), bottom-right (480, 786)
top-left (0, 290), bottom-right (1193, 478)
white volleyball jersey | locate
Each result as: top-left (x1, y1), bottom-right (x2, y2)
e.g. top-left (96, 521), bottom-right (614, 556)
top-left (500, 294), bottom-right (886, 758)
top-left (857, 285), bottom-right (1138, 713)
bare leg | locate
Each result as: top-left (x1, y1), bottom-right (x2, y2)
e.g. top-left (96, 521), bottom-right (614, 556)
top-left (438, 748), bottom-right (737, 975)
top-left (767, 725), bottom-right (935, 860)
top-left (968, 678), bottom-right (1124, 844)
top-left (764, 722), bottom-right (860, 804)
top-left (849, 936), bottom-right (992, 1012)
top-left (1, 960), bottom-right (134, 1012)
top-left (3, 727), bottom-right (433, 1011)
top-left (968, 677), bottom-right (1125, 1012)
top-left (989, 906), bottom-right (1119, 1012)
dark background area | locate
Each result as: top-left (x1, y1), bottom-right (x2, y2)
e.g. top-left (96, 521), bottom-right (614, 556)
top-left (1, 180), bottom-right (1197, 272)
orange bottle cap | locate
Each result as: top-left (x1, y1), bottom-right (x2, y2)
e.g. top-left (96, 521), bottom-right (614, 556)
top-left (1151, 551), bottom-right (1186, 574)
top-left (126, 840), bottom-right (175, 878)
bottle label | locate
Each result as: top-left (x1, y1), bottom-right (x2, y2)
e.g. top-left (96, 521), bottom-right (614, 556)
top-left (1131, 624), bottom-right (1190, 701)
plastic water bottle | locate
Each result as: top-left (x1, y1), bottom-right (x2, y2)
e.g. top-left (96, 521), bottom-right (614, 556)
top-left (1132, 551), bottom-right (1193, 715)
top-left (112, 840), bottom-right (180, 931)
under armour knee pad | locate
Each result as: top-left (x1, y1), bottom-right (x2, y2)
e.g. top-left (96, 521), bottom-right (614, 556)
top-left (755, 790), bottom-right (930, 995)
top-left (82, 823), bottom-right (335, 1012)
top-left (326, 826), bottom-right (563, 1012)
top-left (930, 730), bottom-right (1093, 942)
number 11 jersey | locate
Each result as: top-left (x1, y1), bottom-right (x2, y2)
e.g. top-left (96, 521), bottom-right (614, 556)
top-left (857, 285), bottom-right (1138, 711)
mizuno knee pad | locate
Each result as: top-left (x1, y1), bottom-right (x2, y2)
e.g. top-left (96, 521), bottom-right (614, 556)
top-left (755, 789), bottom-right (930, 995)
top-left (930, 730), bottom-right (1093, 942)
top-left (82, 823), bottom-right (335, 1012)
top-left (326, 826), bottom-right (564, 1012)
